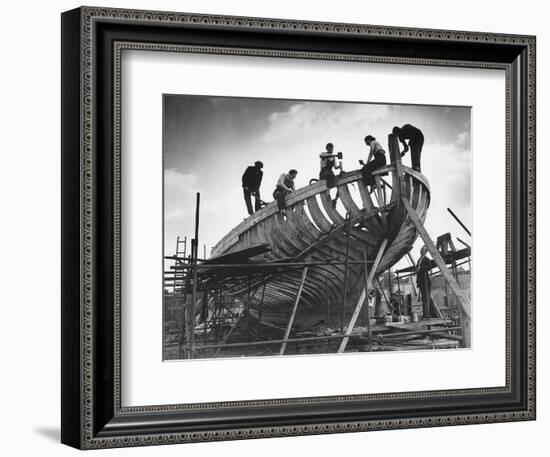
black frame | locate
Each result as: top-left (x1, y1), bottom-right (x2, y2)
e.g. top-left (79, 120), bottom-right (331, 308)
top-left (61, 6), bottom-right (536, 449)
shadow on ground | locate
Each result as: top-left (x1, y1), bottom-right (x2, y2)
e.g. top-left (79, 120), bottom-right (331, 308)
top-left (34, 427), bottom-right (59, 443)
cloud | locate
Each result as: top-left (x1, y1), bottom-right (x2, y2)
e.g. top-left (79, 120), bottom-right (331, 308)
top-left (419, 141), bottom-right (471, 246)
top-left (261, 102), bottom-right (390, 146)
top-left (164, 170), bottom-right (198, 249)
top-left (456, 131), bottom-right (470, 150)
top-left (164, 168), bottom-right (249, 256)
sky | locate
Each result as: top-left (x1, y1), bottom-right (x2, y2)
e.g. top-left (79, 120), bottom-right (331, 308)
top-left (163, 95), bottom-right (471, 265)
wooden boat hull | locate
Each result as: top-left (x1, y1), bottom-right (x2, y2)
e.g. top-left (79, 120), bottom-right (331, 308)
top-left (208, 160), bottom-right (431, 331)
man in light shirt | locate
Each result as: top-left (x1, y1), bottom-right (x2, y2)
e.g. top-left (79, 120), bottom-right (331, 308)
top-left (273, 169), bottom-right (298, 211)
top-left (319, 142), bottom-right (342, 207)
top-left (359, 134), bottom-right (387, 190)
top-left (319, 142), bottom-right (342, 188)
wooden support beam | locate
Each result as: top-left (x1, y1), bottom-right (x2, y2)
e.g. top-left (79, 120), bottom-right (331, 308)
top-left (447, 207), bottom-right (471, 237)
top-left (388, 133), bottom-right (406, 194)
top-left (457, 237), bottom-right (471, 249)
top-left (406, 252), bottom-right (419, 297)
top-left (280, 267), bottom-right (309, 355)
top-left (338, 239), bottom-right (388, 353)
top-left (189, 247), bottom-right (198, 359)
top-left (197, 330), bottom-right (368, 351)
top-left (364, 252), bottom-right (373, 351)
top-left (214, 310), bottom-right (243, 356)
top-left (429, 292), bottom-right (443, 318)
top-left (378, 326), bottom-right (461, 339)
top-left (257, 283), bottom-right (266, 338)
top-left (401, 196), bottom-right (471, 347)
top-left (171, 259), bottom-right (377, 270)
top-left (341, 213), bottom-right (352, 330)
top-left (374, 176), bottom-right (388, 230)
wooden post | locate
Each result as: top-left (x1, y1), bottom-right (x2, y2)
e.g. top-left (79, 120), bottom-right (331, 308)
top-left (179, 287), bottom-right (189, 359)
top-left (257, 283), bottom-right (266, 339)
top-left (364, 251), bottom-right (373, 352)
top-left (374, 176), bottom-right (387, 230)
top-left (341, 212), bottom-right (352, 330)
top-left (189, 240), bottom-right (197, 359)
top-left (280, 267), bottom-right (309, 355)
top-left (401, 196), bottom-right (471, 347)
top-left (447, 207), bottom-right (471, 236)
top-left (406, 252), bottom-right (419, 297)
top-left (214, 306), bottom-right (242, 357)
top-left (338, 239), bottom-right (388, 353)
top-left (376, 277), bottom-right (390, 310)
top-left (188, 193), bottom-right (201, 359)
top-left (325, 277), bottom-right (330, 328)
top-left (388, 133), bottom-right (406, 194)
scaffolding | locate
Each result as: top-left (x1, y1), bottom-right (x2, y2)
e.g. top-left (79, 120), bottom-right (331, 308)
top-left (163, 213), bottom-right (471, 360)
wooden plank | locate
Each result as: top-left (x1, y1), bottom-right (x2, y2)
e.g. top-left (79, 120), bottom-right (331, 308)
top-left (281, 208), bottom-right (312, 250)
top-left (401, 196), bottom-right (471, 347)
top-left (306, 196), bottom-right (333, 232)
top-left (273, 212), bottom-right (304, 253)
top-left (280, 267), bottom-right (309, 355)
top-left (374, 176), bottom-right (388, 230)
top-left (364, 251), bottom-right (373, 351)
top-left (320, 190), bottom-right (345, 225)
top-left (253, 219), bottom-right (283, 262)
top-left (205, 243), bottom-right (271, 264)
top-left (404, 166), bottom-right (430, 192)
top-left (429, 292), bottom-right (443, 318)
top-left (337, 183), bottom-right (362, 218)
top-left (289, 203), bottom-right (323, 241)
top-left (338, 239), bottom-right (388, 353)
top-left (389, 133), bottom-right (405, 194)
top-left (357, 175), bottom-right (377, 212)
top-left (348, 227), bottom-right (376, 247)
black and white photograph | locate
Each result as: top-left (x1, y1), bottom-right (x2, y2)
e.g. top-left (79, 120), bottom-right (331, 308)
top-left (162, 95), bottom-right (472, 360)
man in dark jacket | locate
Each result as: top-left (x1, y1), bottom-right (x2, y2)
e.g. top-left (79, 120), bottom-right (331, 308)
top-left (242, 161), bottom-right (263, 215)
top-left (392, 124), bottom-right (424, 172)
top-left (416, 245), bottom-right (433, 318)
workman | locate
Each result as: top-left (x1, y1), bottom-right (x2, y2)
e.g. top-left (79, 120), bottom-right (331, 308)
top-left (273, 169), bottom-right (297, 211)
top-left (319, 142), bottom-right (342, 188)
top-left (392, 124), bottom-right (424, 172)
top-left (359, 135), bottom-right (387, 189)
top-left (416, 245), bottom-right (433, 318)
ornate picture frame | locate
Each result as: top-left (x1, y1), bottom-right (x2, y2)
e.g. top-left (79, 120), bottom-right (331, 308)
top-left (61, 6), bottom-right (535, 449)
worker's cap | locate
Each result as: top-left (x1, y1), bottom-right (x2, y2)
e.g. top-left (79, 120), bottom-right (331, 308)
top-left (326, 142), bottom-right (334, 150)
top-left (392, 126), bottom-right (400, 135)
top-left (364, 135), bottom-right (376, 142)
top-left (254, 161), bottom-right (264, 168)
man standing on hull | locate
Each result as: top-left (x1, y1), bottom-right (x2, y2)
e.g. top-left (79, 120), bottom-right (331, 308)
top-left (319, 142), bottom-right (342, 207)
top-left (392, 124), bottom-right (424, 172)
top-left (242, 161), bottom-right (264, 215)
